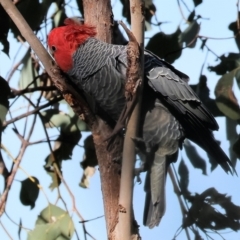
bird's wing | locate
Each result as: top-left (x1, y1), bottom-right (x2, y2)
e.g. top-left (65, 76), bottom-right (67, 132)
top-left (144, 51), bottom-right (233, 174)
top-left (144, 51), bottom-right (218, 131)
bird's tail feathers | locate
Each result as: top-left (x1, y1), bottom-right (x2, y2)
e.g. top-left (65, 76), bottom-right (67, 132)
top-left (143, 154), bottom-right (166, 228)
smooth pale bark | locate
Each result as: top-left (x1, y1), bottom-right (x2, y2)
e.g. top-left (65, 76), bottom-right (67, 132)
top-left (118, 0), bottom-right (145, 239)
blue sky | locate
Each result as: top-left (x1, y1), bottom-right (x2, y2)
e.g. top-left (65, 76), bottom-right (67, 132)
top-left (0, 0), bottom-right (240, 239)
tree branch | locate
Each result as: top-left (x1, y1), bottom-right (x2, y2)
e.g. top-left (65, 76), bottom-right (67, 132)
top-left (3, 96), bottom-right (62, 127)
top-left (0, 0), bottom-right (95, 127)
top-left (118, 1), bottom-right (144, 239)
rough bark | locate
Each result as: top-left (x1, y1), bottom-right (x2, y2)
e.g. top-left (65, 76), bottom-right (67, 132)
top-left (82, 1), bottom-right (122, 239)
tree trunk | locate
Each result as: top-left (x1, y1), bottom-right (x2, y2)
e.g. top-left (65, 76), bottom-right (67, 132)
top-left (82, 1), bottom-right (122, 239)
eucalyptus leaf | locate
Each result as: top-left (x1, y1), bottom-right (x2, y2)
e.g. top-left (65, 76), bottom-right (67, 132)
top-left (0, 76), bottom-right (10, 125)
top-left (208, 53), bottom-right (240, 75)
top-left (178, 159), bottom-right (190, 196)
top-left (76, 0), bottom-right (84, 15)
top-left (233, 135), bottom-right (240, 159)
top-left (11, 0), bottom-right (52, 39)
top-left (119, 0), bottom-right (156, 28)
top-left (146, 28), bottom-right (182, 63)
top-left (184, 140), bottom-right (207, 175)
top-left (229, 12), bottom-right (240, 51)
top-left (193, 0), bottom-right (202, 7)
top-left (41, 109), bottom-right (71, 129)
top-left (31, 204), bottom-right (74, 239)
top-left (215, 69), bottom-right (240, 120)
top-left (18, 50), bottom-right (38, 90)
top-left (226, 117), bottom-right (238, 166)
top-left (185, 188), bottom-right (240, 231)
top-left (188, 10), bottom-right (195, 22)
top-left (80, 135), bottom-right (98, 188)
top-left (179, 20), bottom-right (200, 48)
top-left (20, 177), bottom-right (40, 209)
top-left (0, 5), bottom-right (10, 56)
top-left (53, 5), bottom-right (67, 28)
top-left (43, 123), bottom-right (81, 189)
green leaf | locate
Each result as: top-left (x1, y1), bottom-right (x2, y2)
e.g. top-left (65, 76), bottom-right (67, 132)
top-left (146, 28), bottom-right (182, 63)
top-left (67, 107), bottom-right (89, 131)
top-left (190, 75), bottom-right (223, 117)
top-left (200, 38), bottom-right (207, 50)
top-left (18, 219), bottom-right (22, 240)
top-left (54, 130), bottom-right (81, 160)
top-left (44, 164), bottom-right (61, 191)
top-left (28, 204), bottom-right (74, 240)
top-left (53, 4), bottom-right (68, 28)
top-left (76, 0), bottom-right (84, 15)
top-left (42, 110), bottom-right (82, 189)
top-left (193, 0), bottom-right (202, 7)
top-left (184, 140), bottom-right (207, 175)
top-left (144, 0), bottom-right (156, 30)
top-left (0, 5), bottom-right (10, 55)
top-left (226, 118), bottom-right (238, 167)
top-left (20, 177), bottom-right (40, 209)
top-left (76, 119), bottom-right (89, 131)
top-left (215, 69), bottom-right (240, 120)
top-left (233, 134), bottom-right (240, 159)
top-left (228, 12), bottom-right (240, 51)
top-left (113, 21), bottom-right (128, 45)
top-left (187, 10), bottom-right (195, 22)
top-left (41, 109), bottom-right (71, 130)
top-left (10, 0), bottom-right (52, 39)
top-left (207, 151), bottom-right (219, 172)
top-left (80, 135), bottom-right (98, 188)
top-left (119, 0), bottom-right (156, 29)
top-left (179, 20), bottom-right (200, 48)
top-left (18, 50), bottom-right (38, 90)
top-left (178, 159), bottom-right (190, 196)
top-left (185, 188), bottom-right (240, 231)
top-left (0, 76), bottom-right (10, 124)
top-left (39, 73), bottom-right (60, 101)
top-left (208, 53), bottom-right (240, 75)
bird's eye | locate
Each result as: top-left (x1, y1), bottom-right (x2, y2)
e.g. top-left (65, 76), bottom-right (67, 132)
top-left (51, 45), bottom-right (56, 51)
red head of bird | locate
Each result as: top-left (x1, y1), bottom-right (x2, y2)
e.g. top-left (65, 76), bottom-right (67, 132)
top-left (47, 18), bottom-right (96, 72)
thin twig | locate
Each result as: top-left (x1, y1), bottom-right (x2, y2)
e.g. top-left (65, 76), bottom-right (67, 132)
top-left (180, 0), bottom-right (191, 13)
top-left (168, 165), bottom-right (191, 240)
top-left (11, 86), bottom-right (57, 96)
top-left (39, 112), bottom-right (96, 239)
top-left (0, 136), bottom-right (28, 215)
top-left (3, 96), bottom-right (62, 127)
top-left (79, 215), bottom-right (104, 223)
top-left (6, 46), bottom-right (27, 82)
top-left (4, 211), bottom-right (31, 231)
top-left (1, 143), bottom-right (50, 203)
top-left (177, 0), bottom-right (187, 21)
top-left (198, 35), bottom-right (236, 40)
top-left (237, 0), bottom-right (240, 30)
top-left (0, 221), bottom-right (14, 240)
top-left (200, 39), bottom-right (219, 58)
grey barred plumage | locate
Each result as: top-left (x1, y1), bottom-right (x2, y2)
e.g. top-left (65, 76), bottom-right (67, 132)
top-left (68, 38), bottom-right (127, 121)
top-left (63, 37), bottom-right (233, 228)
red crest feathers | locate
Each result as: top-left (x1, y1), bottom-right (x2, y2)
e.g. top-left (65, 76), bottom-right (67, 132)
top-left (47, 18), bottom-right (96, 72)
top-left (63, 18), bottom-right (96, 50)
